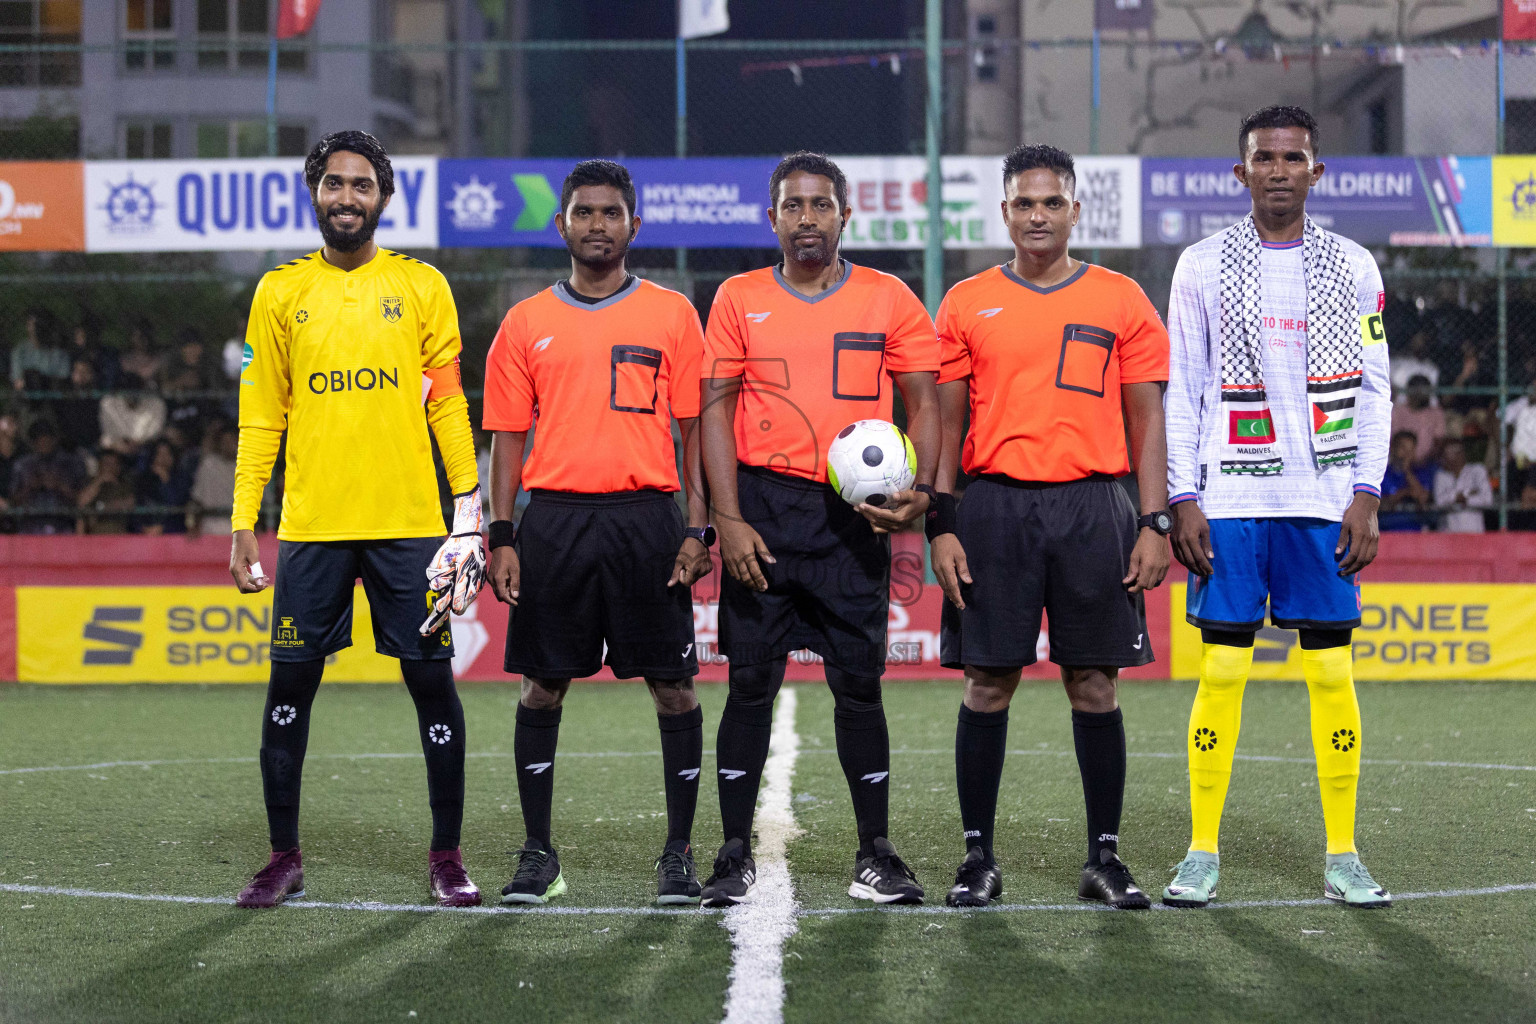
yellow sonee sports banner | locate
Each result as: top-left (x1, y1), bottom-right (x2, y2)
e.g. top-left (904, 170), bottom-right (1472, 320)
top-left (1171, 583), bottom-right (1536, 681)
top-left (17, 586), bottom-right (400, 683)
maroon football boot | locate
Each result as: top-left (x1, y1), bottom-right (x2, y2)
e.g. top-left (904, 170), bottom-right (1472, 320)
top-left (429, 848), bottom-right (482, 907)
top-left (235, 848), bottom-right (305, 908)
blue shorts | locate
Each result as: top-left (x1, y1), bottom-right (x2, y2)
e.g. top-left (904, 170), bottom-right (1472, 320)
top-left (1185, 517), bottom-right (1362, 631)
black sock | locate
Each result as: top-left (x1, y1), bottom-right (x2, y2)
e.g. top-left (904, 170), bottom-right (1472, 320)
top-left (401, 659), bottom-right (467, 852)
top-left (259, 659), bottom-right (325, 851)
top-left (1072, 707), bottom-right (1126, 865)
top-left (716, 660), bottom-right (784, 853)
top-left (658, 705), bottom-right (704, 846)
top-left (827, 667), bottom-right (889, 857)
top-left (514, 703), bottom-right (562, 848)
top-left (955, 705), bottom-right (1008, 863)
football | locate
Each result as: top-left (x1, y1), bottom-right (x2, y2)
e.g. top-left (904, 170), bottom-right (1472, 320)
top-left (826, 419), bottom-right (916, 507)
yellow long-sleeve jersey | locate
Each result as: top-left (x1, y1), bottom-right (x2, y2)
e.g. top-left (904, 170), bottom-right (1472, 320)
top-left (233, 248), bottom-right (477, 541)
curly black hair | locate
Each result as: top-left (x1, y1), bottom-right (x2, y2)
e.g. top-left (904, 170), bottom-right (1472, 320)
top-left (769, 151), bottom-right (848, 210)
top-left (561, 159), bottom-right (637, 217)
top-left (303, 130), bottom-right (395, 198)
top-left (1238, 105), bottom-right (1319, 158)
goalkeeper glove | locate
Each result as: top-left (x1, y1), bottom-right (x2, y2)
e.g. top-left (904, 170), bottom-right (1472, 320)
top-left (420, 485), bottom-right (487, 636)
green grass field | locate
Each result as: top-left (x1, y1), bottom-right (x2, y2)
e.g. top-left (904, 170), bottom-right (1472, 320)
top-left (2, 678), bottom-right (1533, 1023)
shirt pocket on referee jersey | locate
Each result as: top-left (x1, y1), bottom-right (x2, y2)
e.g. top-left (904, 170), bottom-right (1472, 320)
top-left (611, 345), bottom-right (663, 414)
top-left (831, 332), bottom-right (887, 401)
top-left (1055, 324), bottom-right (1116, 398)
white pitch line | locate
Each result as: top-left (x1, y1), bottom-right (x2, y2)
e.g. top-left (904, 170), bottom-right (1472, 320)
top-left (3, 880), bottom-right (1533, 919)
top-left (6, 748), bottom-right (1532, 777)
top-left (721, 687), bottom-right (803, 1024)
top-left (798, 882), bottom-right (1536, 916)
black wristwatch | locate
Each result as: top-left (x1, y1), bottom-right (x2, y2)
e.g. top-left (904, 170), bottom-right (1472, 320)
top-left (1138, 510), bottom-right (1174, 536)
top-left (684, 525), bottom-right (716, 547)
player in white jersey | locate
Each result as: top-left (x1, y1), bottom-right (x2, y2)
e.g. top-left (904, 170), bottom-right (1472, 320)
top-left (1162, 106), bottom-right (1392, 908)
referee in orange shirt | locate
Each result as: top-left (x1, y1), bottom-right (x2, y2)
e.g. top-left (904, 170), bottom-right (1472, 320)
top-left (932, 144), bottom-right (1171, 909)
top-left (482, 160), bottom-right (712, 906)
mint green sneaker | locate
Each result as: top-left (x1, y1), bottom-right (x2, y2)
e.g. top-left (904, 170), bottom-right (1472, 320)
top-left (1162, 851), bottom-right (1219, 907)
top-left (1324, 853), bottom-right (1391, 908)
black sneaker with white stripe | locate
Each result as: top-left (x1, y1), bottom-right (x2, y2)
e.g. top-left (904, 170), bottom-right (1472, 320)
top-left (945, 846), bottom-right (1003, 907)
top-left (849, 837), bottom-right (924, 904)
top-left (700, 838), bottom-right (756, 907)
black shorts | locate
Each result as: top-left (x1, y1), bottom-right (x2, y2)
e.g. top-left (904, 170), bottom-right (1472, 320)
top-left (505, 489), bottom-right (697, 681)
top-left (940, 475), bottom-right (1151, 670)
top-left (270, 537), bottom-right (452, 662)
top-left (718, 465), bottom-right (890, 675)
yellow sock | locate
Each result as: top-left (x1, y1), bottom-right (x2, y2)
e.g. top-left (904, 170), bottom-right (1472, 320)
top-left (1303, 645), bottom-right (1361, 855)
top-left (1187, 643), bottom-right (1251, 855)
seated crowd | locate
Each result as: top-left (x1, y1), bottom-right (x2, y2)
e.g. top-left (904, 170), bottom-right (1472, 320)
top-left (1, 311), bottom-right (251, 536)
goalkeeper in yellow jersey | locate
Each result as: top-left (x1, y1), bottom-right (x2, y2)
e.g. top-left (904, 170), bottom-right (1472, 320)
top-left (228, 130), bottom-right (486, 909)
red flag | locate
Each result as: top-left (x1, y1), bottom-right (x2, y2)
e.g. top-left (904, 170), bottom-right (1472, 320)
top-left (276, 0), bottom-right (321, 39)
top-left (1507, 0), bottom-right (1536, 40)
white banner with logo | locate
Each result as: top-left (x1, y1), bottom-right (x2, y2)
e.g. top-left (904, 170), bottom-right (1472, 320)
top-left (836, 155), bottom-right (1140, 251)
top-left (84, 157), bottom-right (438, 253)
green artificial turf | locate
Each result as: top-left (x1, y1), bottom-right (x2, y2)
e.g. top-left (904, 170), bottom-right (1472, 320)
top-left (1, 679), bottom-right (1533, 1023)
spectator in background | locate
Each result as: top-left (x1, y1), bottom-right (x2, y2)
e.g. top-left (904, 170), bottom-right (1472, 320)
top-left (58, 359), bottom-right (103, 456)
top-left (0, 413), bottom-right (17, 528)
top-left (68, 318), bottom-right (119, 391)
top-left (10, 420), bottom-right (86, 534)
top-left (118, 320), bottom-right (162, 389)
top-left (1391, 375), bottom-right (1447, 465)
top-left (77, 449), bottom-right (136, 535)
top-left (189, 423), bottom-right (236, 536)
top-left (1434, 438), bottom-right (1493, 534)
top-left (132, 439), bottom-right (190, 535)
top-left (221, 313), bottom-right (248, 381)
top-left (1390, 327), bottom-right (1440, 396)
top-left (162, 327), bottom-right (219, 436)
top-left (1379, 430), bottom-right (1436, 532)
top-left (99, 381), bottom-right (167, 457)
top-left (9, 312), bottom-right (70, 392)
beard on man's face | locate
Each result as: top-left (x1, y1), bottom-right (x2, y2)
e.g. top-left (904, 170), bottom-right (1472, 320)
top-left (784, 226), bottom-right (839, 267)
top-left (566, 229), bottom-right (632, 272)
top-left (315, 200), bottom-right (383, 253)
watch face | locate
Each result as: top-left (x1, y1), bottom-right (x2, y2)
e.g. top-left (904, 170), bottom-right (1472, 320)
top-left (1154, 511), bottom-right (1173, 534)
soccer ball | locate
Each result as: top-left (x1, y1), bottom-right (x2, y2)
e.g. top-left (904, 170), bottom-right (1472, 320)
top-left (826, 419), bottom-right (916, 507)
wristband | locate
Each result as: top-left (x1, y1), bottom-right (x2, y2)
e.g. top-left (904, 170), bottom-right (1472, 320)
top-left (924, 491), bottom-right (959, 541)
top-left (488, 519), bottom-right (517, 550)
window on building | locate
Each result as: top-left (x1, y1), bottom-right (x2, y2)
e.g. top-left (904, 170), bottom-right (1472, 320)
top-left (197, 119), bottom-right (306, 157)
top-left (123, 121), bottom-right (173, 158)
top-left (124, 0), bottom-right (175, 71)
top-left (1508, 100), bottom-right (1536, 156)
top-left (0, 0), bottom-right (82, 87)
top-left (197, 0), bottom-right (306, 73)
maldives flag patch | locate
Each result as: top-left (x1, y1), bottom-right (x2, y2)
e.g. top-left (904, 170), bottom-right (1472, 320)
top-left (1228, 409), bottom-right (1276, 444)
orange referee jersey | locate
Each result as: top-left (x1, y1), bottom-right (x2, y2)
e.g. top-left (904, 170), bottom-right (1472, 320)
top-left (482, 277), bottom-right (703, 493)
top-left (703, 261), bottom-right (939, 483)
top-left (937, 262), bottom-right (1169, 482)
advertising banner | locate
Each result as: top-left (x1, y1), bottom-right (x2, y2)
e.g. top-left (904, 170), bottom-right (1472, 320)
top-left (83, 157), bottom-right (438, 253)
top-left (1144, 156), bottom-right (1491, 247)
top-left (16, 586), bottom-right (399, 683)
top-left (0, 161), bottom-right (84, 252)
top-left (838, 154), bottom-right (1140, 251)
top-left (1491, 154), bottom-right (1536, 246)
top-left (438, 157), bottom-right (778, 249)
top-left (1170, 583), bottom-right (1536, 681)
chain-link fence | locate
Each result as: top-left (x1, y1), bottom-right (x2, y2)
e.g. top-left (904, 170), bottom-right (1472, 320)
top-left (2, 28), bottom-right (1535, 530)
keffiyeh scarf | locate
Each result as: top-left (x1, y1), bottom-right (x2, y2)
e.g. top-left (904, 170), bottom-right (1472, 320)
top-left (1218, 214), bottom-right (1361, 474)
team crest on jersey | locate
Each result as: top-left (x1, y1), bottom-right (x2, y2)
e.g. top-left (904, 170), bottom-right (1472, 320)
top-left (380, 296), bottom-right (404, 323)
